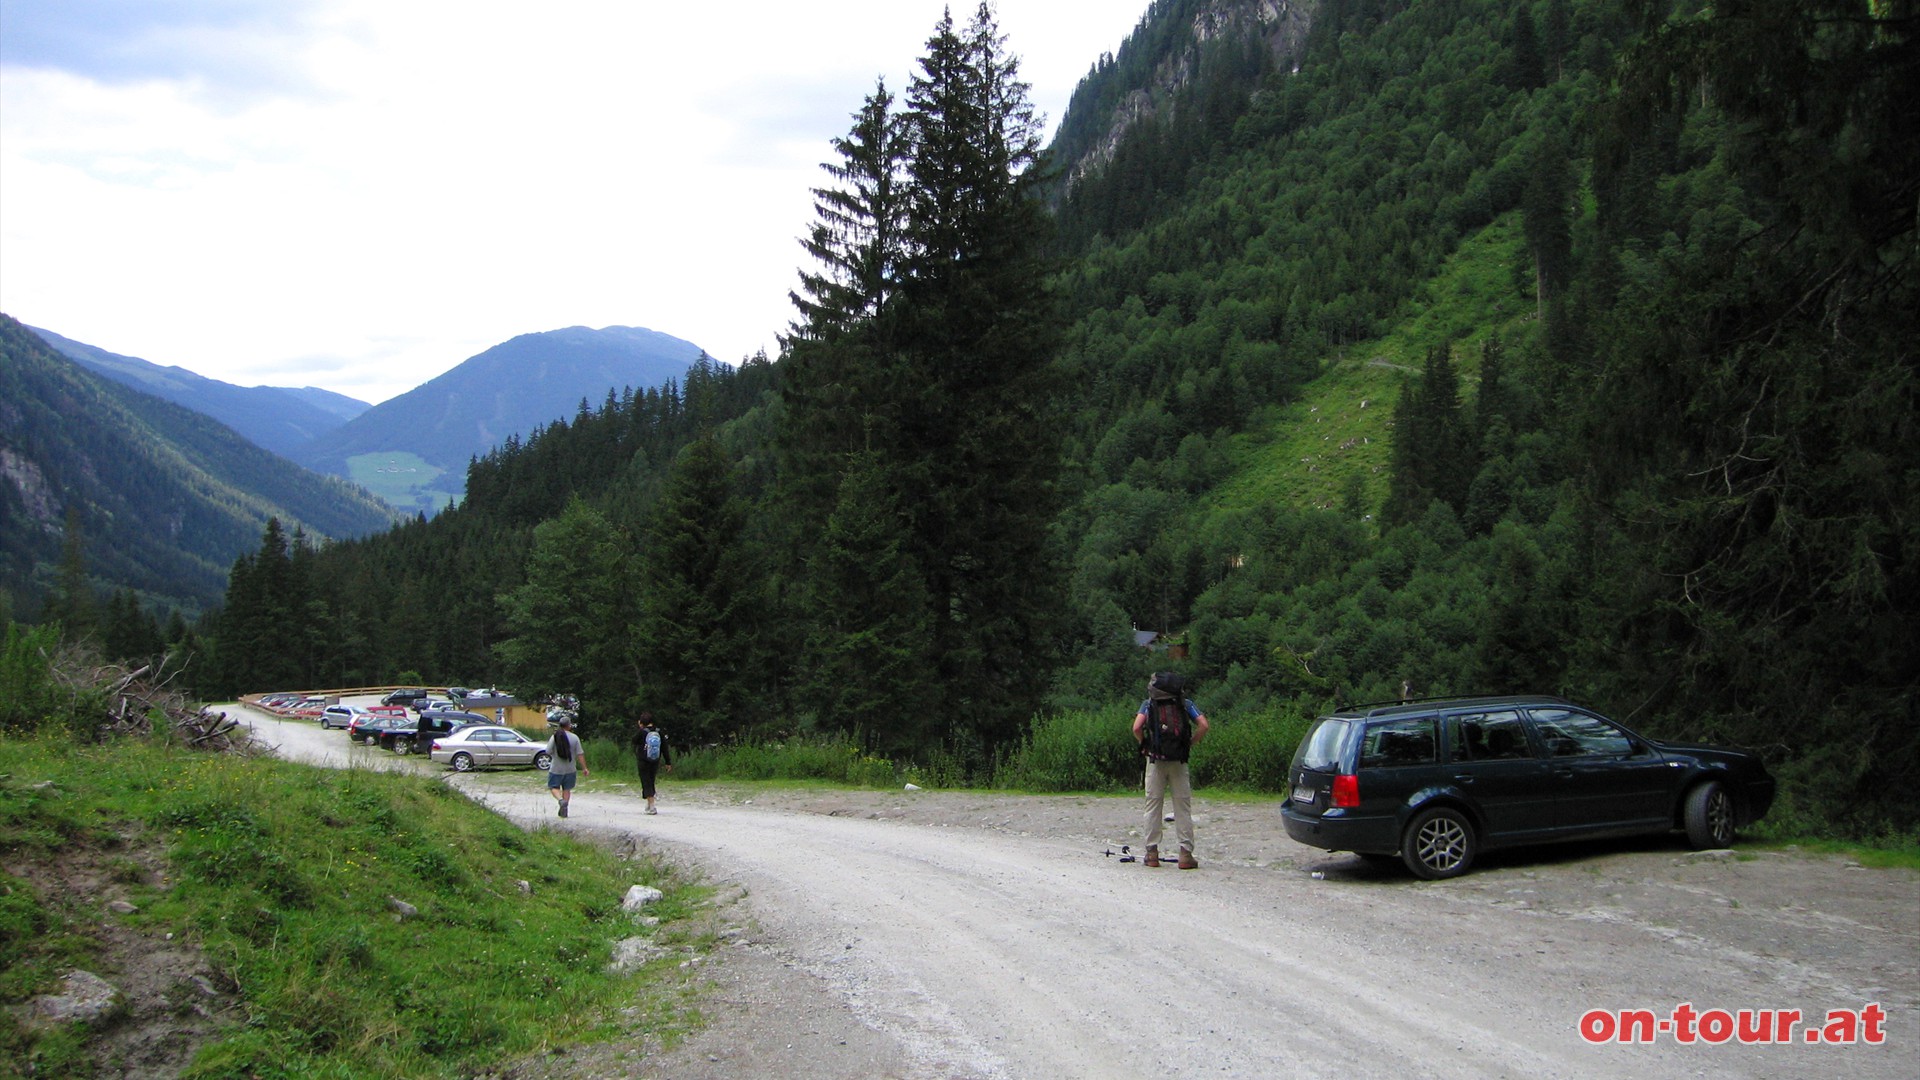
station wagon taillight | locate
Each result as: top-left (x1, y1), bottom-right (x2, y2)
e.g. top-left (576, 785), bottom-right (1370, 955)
top-left (1331, 774), bottom-right (1360, 808)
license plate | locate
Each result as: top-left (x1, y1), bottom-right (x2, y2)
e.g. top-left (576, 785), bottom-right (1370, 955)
top-left (1291, 784), bottom-right (1316, 804)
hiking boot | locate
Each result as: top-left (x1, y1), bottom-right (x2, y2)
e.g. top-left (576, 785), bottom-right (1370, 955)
top-left (558, 803), bottom-right (568, 818)
top-left (1143, 846), bottom-right (1160, 868)
top-left (1178, 850), bottom-right (1199, 870)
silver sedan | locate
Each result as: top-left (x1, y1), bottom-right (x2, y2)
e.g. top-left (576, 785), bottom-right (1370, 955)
top-left (427, 725), bottom-right (553, 772)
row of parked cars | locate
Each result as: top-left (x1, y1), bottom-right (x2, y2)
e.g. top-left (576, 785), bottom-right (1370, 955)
top-left (255, 692), bottom-right (333, 718)
top-left (352, 695), bottom-right (554, 772)
top-left (261, 689), bottom-right (555, 772)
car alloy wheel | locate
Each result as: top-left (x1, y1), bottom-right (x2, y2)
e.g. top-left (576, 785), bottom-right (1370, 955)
top-left (393, 736), bottom-right (413, 755)
top-left (1401, 806), bottom-right (1476, 880)
top-left (533, 751), bottom-right (552, 771)
top-left (451, 752), bottom-right (475, 773)
top-left (1684, 780), bottom-right (1735, 849)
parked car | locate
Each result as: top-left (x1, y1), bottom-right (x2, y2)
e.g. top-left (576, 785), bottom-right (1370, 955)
top-left (287, 695), bottom-right (329, 718)
top-left (428, 726), bottom-right (553, 772)
top-left (367, 705), bottom-right (408, 719)
top-left (379, 711), bottom-right (488, 755)
top-left (350, 714), bottom-right (413, 745)
top-left (319, 704), bottom-right (373, 730)
top-left (381, 688), bottom-right (430, 708)
top-left (1281, 695), bottom-right (1776, 879)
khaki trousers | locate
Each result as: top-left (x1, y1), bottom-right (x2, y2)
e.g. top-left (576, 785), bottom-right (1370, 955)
top-left (1143, 759), bottom-right (1194, 853)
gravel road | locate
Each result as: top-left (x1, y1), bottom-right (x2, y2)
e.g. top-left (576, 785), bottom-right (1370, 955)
top-left (237, 705), bottom-right (1917, 1080)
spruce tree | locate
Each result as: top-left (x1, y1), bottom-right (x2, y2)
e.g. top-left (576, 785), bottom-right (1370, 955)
top-left (893, 2), bottom-right (1065, 752)
top-left (244, 519), bottom-right (302, 690)
top-left (635, 437), bottom-right (764, 743)
top-left (799, 448), bottom-right (939, 754)
top-left (45, 507), bottom-right (97, 642)
top-left (778, 4), bottom-right (1068, 757)
top-left (778, 80), bottom-right (914, 554)
top-left (494, 498), bottom-right (641, 736)
top-left (1587, 0), bottom-right (1920, 828)
top-left (789, 79), bottom-right (909, 341)
top-left (1521, 126), bottom-right (1574, 319)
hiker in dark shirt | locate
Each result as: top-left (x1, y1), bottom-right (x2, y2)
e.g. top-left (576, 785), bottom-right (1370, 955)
top-left (635, 712), bottom-right (672, 815)
top-left (1132, 672), bottom-right (1209, 869)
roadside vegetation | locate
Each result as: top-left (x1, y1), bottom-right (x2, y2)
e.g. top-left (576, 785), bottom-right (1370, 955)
top-left (1, 642), bottom-right (710, 1079)
top-left (586, 702), bottom-right (1310, 797)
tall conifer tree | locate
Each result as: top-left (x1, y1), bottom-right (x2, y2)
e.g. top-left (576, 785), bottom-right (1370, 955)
top-left (778, 3), bottom-right (1066, 757)
top-left (790, 80), bottom-right (909, 341)
top-left (893, 3), bottom-right (1065, 752)
top-left (635, 437), bottom-right (764, 742)
top-left (799, 448), bottom-right (939, 753)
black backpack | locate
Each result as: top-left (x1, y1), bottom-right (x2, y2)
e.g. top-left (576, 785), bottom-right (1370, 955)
top-left (1143, 673), bottom-right (1193, 763)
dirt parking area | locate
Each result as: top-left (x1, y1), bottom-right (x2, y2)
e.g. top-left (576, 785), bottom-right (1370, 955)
top-left (243, 710), bottom-right (1919, 1079)
top-left (481, 781), bottom-right (1917, 1080)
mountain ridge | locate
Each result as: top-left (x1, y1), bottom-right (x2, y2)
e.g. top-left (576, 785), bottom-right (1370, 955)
top-left (289, 324), bottom-right (706, 514)
top-left (0, 314), bottom-right (398, 616)
top-left (27, 326), bottom-right (370, 460)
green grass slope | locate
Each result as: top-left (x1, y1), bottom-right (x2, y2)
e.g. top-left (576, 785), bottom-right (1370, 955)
top-left (0, 736), bottom-right (708, 1078)
top-left (1210, 212), bottom-right (1535, 520)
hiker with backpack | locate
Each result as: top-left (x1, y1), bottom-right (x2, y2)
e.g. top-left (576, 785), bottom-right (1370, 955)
top-left (635, 712), bottom-right (672, 815)
top-left (1133, 671), bottom-right (1209, 869)
top-left (546, 713), bottom-right (588, 819)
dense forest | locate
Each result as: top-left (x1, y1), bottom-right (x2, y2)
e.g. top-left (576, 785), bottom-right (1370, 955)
top-left (42, 0), bottom-right (1915, 835)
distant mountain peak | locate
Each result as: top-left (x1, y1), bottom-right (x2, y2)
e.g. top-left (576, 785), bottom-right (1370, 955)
top-left (291, 324), bottom-right (705, 514)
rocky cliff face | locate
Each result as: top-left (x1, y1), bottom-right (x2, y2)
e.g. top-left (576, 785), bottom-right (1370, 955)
top-left (1062, 0), bottom-right (1317, 189)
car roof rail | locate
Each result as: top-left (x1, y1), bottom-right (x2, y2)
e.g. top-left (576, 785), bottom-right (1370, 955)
top-left (1338, 693), bottom-right (1572, 716)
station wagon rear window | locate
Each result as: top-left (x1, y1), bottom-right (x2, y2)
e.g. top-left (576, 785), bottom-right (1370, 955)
top-left (1358, 716), bottom-right (1439, 768)
top-left (1297, 718), bottom-right (1353, 770)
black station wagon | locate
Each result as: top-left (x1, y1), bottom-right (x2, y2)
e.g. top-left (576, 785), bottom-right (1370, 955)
top-left (1281, 695), bottom-right (1775, 879)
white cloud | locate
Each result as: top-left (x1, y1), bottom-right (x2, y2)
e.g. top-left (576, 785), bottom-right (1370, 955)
top-left (1, 1), bottom-right (1145, 404)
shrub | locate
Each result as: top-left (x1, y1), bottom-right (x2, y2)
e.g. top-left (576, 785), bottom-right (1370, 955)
top-left (0, 623), bottom-right (94, 736)
top-left (674, 733), bottom-right (901, 788)
top-left (1187, 704), bottom-right (1313, 791)
top-left (991, 707), bottom-right (1140, 792)
top-left (991, 701), bottom-right (1314, 793)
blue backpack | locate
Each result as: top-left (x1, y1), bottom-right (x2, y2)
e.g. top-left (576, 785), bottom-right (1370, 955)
top-left (644, 730), bottom-right (662, 761)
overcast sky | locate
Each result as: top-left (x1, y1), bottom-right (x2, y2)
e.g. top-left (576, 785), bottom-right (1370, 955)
top-left (0, 0), bottom-right (1144, 404)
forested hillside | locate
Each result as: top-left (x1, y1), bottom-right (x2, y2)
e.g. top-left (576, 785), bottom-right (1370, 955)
top-left (191, 0), bottom-right (1915, 834)
top-left (0, 315), bottom-right (397, 621)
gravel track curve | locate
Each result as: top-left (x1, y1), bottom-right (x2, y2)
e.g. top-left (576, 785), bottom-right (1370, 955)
top-left (237, 705), bottom-right (1918, 1080)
